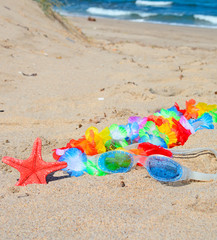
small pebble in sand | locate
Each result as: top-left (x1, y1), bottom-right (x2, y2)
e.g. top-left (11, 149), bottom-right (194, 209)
top-left (88, 17), bottom-right (96, 22)
top-left (120, 181), bottom-right (125, 187)
top-left (179, 74), bottom-right (184, 80)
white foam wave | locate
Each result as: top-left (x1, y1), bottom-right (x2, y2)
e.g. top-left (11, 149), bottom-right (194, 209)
top-left (140, 12), bottom-right (157, 17)
top-left (136, 1), bottom-right (172, 7)
top-left (87, 7), bottom-right (156, 18)
top-left (132, 19), bottom-right (217, 29)
top-left (87, 7), bottom-right (131, 16)
top-left (194, 15), bottom-right (217, 24)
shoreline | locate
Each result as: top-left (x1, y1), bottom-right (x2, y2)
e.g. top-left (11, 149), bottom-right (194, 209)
top-left (68, 15), bottom-right (217, 49)
top-left (60, 12), bottom-right (217, 30)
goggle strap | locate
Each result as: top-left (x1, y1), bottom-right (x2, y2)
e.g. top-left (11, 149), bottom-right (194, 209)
top-left (133, 155), bottom-right (145, 166)
top-left (171, 148), bottom-right (217, 158)
top-left (87, 155), bottom-right (100, 165)
top-left (189, 170), bottom-right (217, 181)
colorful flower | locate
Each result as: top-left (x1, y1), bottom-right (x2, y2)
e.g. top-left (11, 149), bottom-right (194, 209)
top-left (58, 148), bottom-right (87, 177)
top-left (188, 113), bottom-right (214, 132)
top-left (128, 116), bottom-right (147, 129)
top-left (184, 99), bottom-right (199, 120)
top-left (196, 102), bottom-right (217, 117)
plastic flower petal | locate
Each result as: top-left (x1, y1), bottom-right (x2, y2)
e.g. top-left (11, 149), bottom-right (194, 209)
top-left (147, 115), bottom-right (167, 126)
top-left (138, 142), bottom-right (172, 156)
top-left (139, 128), bottom-right (147, 138)
top-left (125, 123), bottom-right (139, 143)
top-left (157, 122), bottom-right (177, 147)
top-left (128, 116), bottom-right (147, 128)
top-left (84, 159), bottom-right (107, 176)
top-left (209, 111), bottom-right (217, 123)
top-left (59, 148), bottom-right (87, 177)
top-left (179, 116), bottom-right (195, 134)
top-left (52, 147), bottom-right (69, 160)
top-left (85, 126), bottom-right (99, 140)
top-left (85, 127), bottom-right (107, 154)
top-left (109, 124), bottom-right (127, 141)
top-left (139, 133), bottom-right (167, 148)
top-left (69, 137), bottom-right (97, 155)
top-left (167, 106), bottom-right (183, 117)
top-left (172, 118), bottom-right (191, 146)
top-left (174, 102), bottom-right (186, 115)
top-left (188, 113), bottom-right (214, 132)
top-left (184, 99), bottom-right (199, 120)
top-left (196, 102), bottom-right (217, 117)
top-left (155, 109), bottom-right (180, 120)
top-left (142, 121), bottom-right (162, 136)
top-left (99, 127), bottom-right (112, 144)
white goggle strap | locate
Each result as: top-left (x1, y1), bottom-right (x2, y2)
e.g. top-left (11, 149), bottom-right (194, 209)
top-left (170, 148), bottom-right (217, 181)
top-left (187, 169), bottom-right (217, 181)
top-left (170, 147), bottom-right (217, 158)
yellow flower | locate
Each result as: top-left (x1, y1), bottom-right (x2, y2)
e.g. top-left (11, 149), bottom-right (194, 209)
top-left (196, 102), bottom-right (217, 117)
top-left (85, 127), bottom-right (111, 154)
top-left (157, 122), bottom-right (177, 147)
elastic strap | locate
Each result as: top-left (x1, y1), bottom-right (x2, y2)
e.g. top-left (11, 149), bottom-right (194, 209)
top-left (190, 171), bottom-right (217, 181)
top-left (170, 147), bottom-right (217, 158)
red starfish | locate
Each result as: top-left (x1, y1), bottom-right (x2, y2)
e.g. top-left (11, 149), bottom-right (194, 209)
top-left (2, 138), bottom-right (67, 186)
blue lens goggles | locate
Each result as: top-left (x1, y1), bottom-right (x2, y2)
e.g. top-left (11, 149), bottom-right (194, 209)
top-left (88, 149), bottom-right (217, 182)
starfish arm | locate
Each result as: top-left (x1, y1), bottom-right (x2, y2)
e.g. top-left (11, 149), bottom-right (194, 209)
top-left (16, 172), bottom-right (40, 186)
top-left (36, 161), bottom-right (68, 184)
top-left (33, 138), bottom-right (44, 168)
top-left (2, 156), bottom-right (31, 172)
top-left (2, 156), bottom-right (34, 186)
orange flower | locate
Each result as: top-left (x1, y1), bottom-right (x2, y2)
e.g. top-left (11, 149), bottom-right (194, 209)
top-left (184, 99), bottom-right (199, 120)
top-left (69, 137), bottom-right (98, 156)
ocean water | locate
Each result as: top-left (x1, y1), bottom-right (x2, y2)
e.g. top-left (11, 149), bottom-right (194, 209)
top-left (56, 0), bottom-right (217, 28)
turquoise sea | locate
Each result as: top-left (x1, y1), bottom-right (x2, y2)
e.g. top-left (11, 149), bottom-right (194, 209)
top-left (56, 0), bottom-right (217, 28)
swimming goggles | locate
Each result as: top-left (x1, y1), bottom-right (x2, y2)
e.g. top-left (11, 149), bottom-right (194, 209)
top-left (87, 148), bottom-right (217, 182)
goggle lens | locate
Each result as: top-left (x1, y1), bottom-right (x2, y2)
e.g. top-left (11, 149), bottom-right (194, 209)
top-left (98, 151), bottom-right (133, 173)
top-left (146, 155), bottom-right (183, 182)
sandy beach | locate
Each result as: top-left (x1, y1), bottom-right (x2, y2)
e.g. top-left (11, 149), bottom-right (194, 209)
top-left (0, 0), bottom-right (217, 239)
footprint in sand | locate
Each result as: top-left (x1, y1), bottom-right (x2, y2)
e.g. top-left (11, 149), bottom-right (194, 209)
top-left (111, 108), bottom-right (137, 118)
top-left (149, 85), bottom-right (184, 97)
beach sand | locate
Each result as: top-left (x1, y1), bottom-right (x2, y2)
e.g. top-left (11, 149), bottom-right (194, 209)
top-left (0, 0), bottom-right (217, 239)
